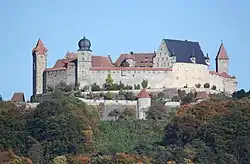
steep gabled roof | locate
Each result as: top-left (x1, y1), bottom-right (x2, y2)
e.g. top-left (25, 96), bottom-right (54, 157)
top-left (11, 92), bottom-right (25, 102)
top-left (32, 39), bottom-right (47, 54)
top-left (92, 56), bottom-right (114, 67)
top-left (115, 52), bottom-right (155, 67)
top-left (164, 39), bottom-right (206, 65)
top-left (136, 89), bottom-right (151, 98)
top-left (216, 43), bottom-right (229, 60)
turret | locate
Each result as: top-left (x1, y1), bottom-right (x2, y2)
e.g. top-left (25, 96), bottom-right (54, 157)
top-left (32, 39), bottom-right (47, 95)
top-left (77, 36), bottom-right (92, 89)
top-left (216, 42), bottom-right (229, 73)
top-left (205, 53), bottom-right (210, 66)
top-left (190, 48), bottom-right (196, 63)
top-left (136, 89), bottom-right (151, 120)
top-left (190, 54), bottom-right (196, 63)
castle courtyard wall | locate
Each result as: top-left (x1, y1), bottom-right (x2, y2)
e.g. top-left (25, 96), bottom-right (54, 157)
top-left (45, 69), bottom-right (67, 89)
top-left (88, 69), bottom-right (174, 89)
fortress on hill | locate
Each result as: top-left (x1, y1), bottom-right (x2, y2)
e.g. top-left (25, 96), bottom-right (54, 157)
top-left (32, 36), bottom-right (237, 97)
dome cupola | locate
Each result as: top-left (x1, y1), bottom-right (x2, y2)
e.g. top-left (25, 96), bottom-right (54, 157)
top-left (78, 36), bottom-right (91, 51)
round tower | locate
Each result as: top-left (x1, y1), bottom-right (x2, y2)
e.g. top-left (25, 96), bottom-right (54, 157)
top-left (77, 36), bottom-right (93, 89)
top-left (136, 89), bottom-right (151, 120)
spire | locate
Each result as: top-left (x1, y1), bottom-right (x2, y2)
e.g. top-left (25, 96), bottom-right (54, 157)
top-left (216, 43), bottom-right (229, 60)
top-left (32, 38), bottom-right (48, 54)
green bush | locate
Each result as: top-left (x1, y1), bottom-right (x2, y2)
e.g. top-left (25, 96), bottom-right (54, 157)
top-left (204, 83), bottom-right (210, 88)
top-left (104, 92), bottom-right (114, 100)
top-left (91, 83), bottom-right (101, 91)
top-left (141, 80), bottom-right (148, 89)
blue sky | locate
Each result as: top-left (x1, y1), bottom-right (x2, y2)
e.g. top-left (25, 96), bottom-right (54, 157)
top-left (0, 0), bottom-right (249, 100)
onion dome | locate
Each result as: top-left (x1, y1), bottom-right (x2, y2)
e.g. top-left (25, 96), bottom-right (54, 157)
top-left (78, 36), bottom-right (91, 51)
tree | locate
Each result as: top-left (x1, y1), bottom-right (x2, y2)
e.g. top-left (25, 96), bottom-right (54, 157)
top-left (104, 92), bottom-right (114, 100)
top-left (211, 85), bottom-right (216, 90)
top-left (91, 83), bottom-right (101, 91)
top-left (119, 108), bottom-right (136, 120)
top-left (0, 94), bottom-right (2, 101)
top-left (203, 83), bottom-right (210, 88)
top-left (146, 104), bottom-right (168, 120)
top-left (141, 79), bottom-right (148, 89)
top-left (108, 109), bottom-right (120, 120)
top-left (195, 83), bottom-right (201, 88)
top-left (104, 73), bottom-right (114, 90)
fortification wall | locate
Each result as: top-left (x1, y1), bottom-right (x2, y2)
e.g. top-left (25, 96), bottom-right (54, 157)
top-left (88, 69), bottom-right (174, 88)
top-left (45, 69), bottom-right (67, 88)
top-left (66, 62), bottom-right (76, 86)
top-left (77, 97), bottom-right (137, 106)
top-left (172, 63), bottom-right (210, 88)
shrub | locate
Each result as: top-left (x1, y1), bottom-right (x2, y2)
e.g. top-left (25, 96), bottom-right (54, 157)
top-left (91, 83), bottom-right (101, 91)
top-left (119, 108), bottom-right (136, 120)
top-left (211, 85), bottom-right (217, 90)
top-left (204, 83), bottom-right (210, 88)
top-left (47, 85), bottom-right (54, 92)
top-left (171, 96), bottom-right (180, 102)
top-left (195, 83), bottom-right (201, 88)
top-left (146, 104), bottom-right (168, 120)
top-left (141, 80), bottom-right (148, 89)
top-left (123, 92), bottom-right (135, 100)
top-left (55, 81), bottom-right (73, 92)
top-left (104, 92), bottom-right (114, 100)
top-left (134, 84), bottom-right (141, 90)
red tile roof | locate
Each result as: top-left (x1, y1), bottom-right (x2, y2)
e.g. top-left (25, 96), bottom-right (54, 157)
top-left (11, 92), bottom-right (25, 102)
top-left (45, 67), bottom-right (67, 71)
top-left (32, 39), bottom-right (47, 54)
top-left (136, 89), bottom-right (151, 98)
top-left (115, 52), bottom-right (155, 67)
top-left (53, 58), bottom-right (76, 68)
top-left (92, 56), bottom-right (114, 67)
top-left (216, 43), bottom-right (229, 60)
top-left (195, 91), bottom-right (209, 100)
top-left (90, 67), bottom-right (172, 71)
top-left (209, 71), bottom-right (235, 79)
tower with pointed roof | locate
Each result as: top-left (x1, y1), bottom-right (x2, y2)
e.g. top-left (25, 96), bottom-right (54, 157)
top-left (136, 89), bottom-right (151, 120)
top-left (216, 42), bottom-right (229, 73)
top-left (77, 36), bottom-right (93, 89)
top-left (32, 39), bottom-right (47, 95)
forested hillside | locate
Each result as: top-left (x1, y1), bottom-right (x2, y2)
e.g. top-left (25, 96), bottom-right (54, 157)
top-left (0, 90), bottom-right (250, 163)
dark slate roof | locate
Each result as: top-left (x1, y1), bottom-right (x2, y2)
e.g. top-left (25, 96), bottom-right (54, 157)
top-left (164, 39), bottom-right (207, 65)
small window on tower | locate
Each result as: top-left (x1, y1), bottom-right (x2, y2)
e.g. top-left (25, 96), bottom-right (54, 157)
top-left (82, 58), bottom-right (84, 60)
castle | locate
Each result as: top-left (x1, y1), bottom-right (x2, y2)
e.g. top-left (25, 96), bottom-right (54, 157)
top-left (32, 36), bottom-right (237, 97)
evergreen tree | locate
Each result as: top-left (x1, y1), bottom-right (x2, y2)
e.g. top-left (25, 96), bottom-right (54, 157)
top-left (141, 79), bottom-right (148, 89)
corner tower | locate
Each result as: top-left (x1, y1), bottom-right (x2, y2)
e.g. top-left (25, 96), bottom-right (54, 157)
top-left (77, 36), bottom-right (92, 89)
top-left (216, 42), bottom-right (229, 73)
top-left (136, 89), bottom-right (151, 120)
top-left (32, 39), bottom-right (47, 95)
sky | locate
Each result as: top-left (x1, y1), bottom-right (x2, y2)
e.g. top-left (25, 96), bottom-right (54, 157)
top-left (0, 0), bottom-right (250, 100)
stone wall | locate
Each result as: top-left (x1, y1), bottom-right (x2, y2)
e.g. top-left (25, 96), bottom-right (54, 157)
top-left (33, 53), bottom-right (47, 95)
top-left (67, 61), bottom-right (77, 86)
top-left (77, 97), bottom-right (137, 106)
top-left (45, 69), bottom-right (67, 89)
top-left (172, 63), bottom-right (210, 88)
top-left (44, 60), bottom-right (236, 95)
top-left (88, 69), bottom-right (174, 89)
